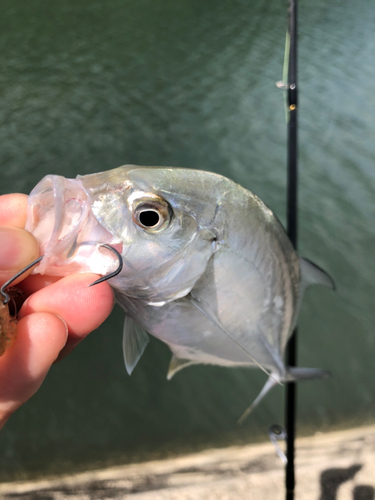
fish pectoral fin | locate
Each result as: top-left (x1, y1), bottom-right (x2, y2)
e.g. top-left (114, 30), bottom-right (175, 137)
top-left (300, 258), bottom-right (335, 291)
top-left (285, 366), bottom-right (331, 381)
top-left (167, 355), bottom-right (196, 380)
top-left (238, 373), bottom-right (280, 424)
top-left (122, 316), bottom-right (150, 375)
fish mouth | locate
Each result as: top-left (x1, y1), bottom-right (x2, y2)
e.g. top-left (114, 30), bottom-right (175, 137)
top-left (26, 174), bottom-right (123, 278)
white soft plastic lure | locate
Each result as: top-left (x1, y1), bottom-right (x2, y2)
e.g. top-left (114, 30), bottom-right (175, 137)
top-left (26, 165), bottom-right (334, 414)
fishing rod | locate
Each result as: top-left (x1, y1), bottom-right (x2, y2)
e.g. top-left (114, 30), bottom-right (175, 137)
top-left (284, 0), bottom-right (298, 498)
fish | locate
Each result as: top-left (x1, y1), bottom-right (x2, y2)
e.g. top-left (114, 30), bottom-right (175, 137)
top-left (25, 165), bottom-right (334, 414)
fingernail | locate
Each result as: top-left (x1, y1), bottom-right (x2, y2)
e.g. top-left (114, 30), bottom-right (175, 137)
top-left (0, 227), bottom-right (39, 271)
top-left (55, 314), bottom-right (69, 342)
top-left (53, 315), bottom-right (70, 364)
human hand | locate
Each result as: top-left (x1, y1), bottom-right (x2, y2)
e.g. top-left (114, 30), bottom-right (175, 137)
top-left (0, 193), bottom-right (114, 429)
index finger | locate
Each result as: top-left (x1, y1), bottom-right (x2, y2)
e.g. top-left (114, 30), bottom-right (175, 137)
top-left (0, 194), bottom-right (28, 228)
top-left (0, 194), bottom-right (39, 288)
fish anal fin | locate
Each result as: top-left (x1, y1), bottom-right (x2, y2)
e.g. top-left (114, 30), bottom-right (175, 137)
top-left (123, 316), bottom-right (150, 375)
top-left (300, 258), bottom-right (335, 291)
top-left (167, 354), bottom-right (196, 380)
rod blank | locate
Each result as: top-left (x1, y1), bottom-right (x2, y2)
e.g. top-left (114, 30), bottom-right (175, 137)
top-left (285, 0), bottom-right (298, 499)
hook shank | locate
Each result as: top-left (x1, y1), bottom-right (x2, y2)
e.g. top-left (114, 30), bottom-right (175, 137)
top-left (0, 256), bottom-right (44, 305)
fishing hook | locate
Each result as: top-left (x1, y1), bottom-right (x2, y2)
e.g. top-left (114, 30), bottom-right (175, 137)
top-left (0, 244), bottom-right (122, 304)
top-left (89, 244), bottom-right (123, 287)
top-left (269, 424), bottom-right (288, 464)
top-left (0, 256), bottom-right (44, 306)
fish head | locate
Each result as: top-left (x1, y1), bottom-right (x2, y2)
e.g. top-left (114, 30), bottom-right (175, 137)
top-left (27, 165), bottom-right (226, 304)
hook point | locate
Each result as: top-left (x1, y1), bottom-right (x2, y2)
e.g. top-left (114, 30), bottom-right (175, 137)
top-left (89, 244), bottom-right (123, 287)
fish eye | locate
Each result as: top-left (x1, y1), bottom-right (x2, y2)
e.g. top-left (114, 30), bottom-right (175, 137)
top-left (139, 210), bottom-right (160, 227)
top-left (132, 195), bottom-right (171, 233)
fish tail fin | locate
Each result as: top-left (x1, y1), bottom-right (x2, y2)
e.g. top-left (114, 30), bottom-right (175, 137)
top-left (285, 366), bottom-right (331, 381)
top-left (300, 258), bottom-right (335, 291)
top-left (238, 373), bottom-right (280, 425)
top-left (238, 367), bottom-right (330, 424)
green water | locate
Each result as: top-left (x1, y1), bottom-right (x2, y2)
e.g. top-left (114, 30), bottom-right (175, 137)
top-left (1, 0), bottom-right (375, 480)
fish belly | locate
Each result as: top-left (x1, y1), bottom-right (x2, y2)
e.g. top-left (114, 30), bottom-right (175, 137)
top-left (119, 243), bottom-right (295, 375)
top-left (125, 295), bottom-right (278, 369)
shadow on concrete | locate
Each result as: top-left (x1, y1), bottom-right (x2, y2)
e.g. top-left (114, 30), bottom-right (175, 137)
top-left (320, 464), bottom-right (362, 500)
top-left (353, 485), bottom-right (375, 500)
top-left (320, 464), bottom-right (375, 500)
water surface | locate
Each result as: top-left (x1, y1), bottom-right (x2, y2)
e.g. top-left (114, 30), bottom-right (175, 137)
top-left (1, 0), bottom-right (374, 480)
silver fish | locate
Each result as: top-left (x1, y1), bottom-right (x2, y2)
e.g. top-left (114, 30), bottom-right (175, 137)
top-left (26, 165), bottom-right (334, 413)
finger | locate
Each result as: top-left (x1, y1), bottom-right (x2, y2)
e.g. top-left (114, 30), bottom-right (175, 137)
top-left (19, 274), bottom-right (62, 296)
top-left (0, 194), bottom-right (28, 228)
top-left (0, 312), bottom-right (68, 429)
top-left (0, 227), bottom-right (40, 287)
top-left (19, 274), bottom-right (114, 359)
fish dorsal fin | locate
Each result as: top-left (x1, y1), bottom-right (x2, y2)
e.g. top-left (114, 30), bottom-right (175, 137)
top-left (122, 316), bottom-right (150, 375)
top-left (167, 355), bottom-right (196, 380)
top-left (300, 258), bottom-right (335, 291)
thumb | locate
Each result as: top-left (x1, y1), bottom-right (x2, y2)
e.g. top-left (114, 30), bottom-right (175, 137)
top-left (0, 227), bottom-right (40, 287)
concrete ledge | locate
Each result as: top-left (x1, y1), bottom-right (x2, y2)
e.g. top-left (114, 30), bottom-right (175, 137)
top-left (1, 425), bottom-right (375, 499)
